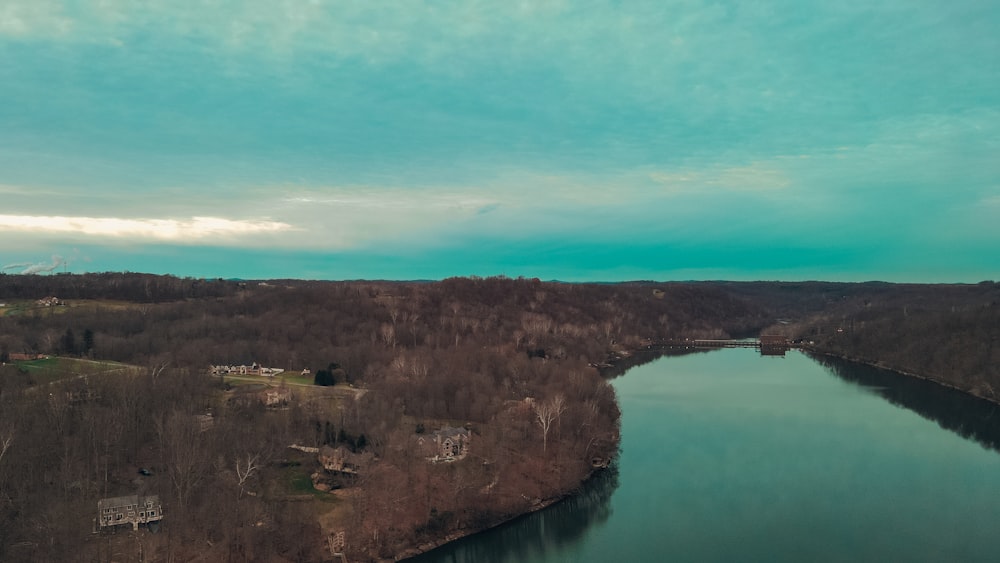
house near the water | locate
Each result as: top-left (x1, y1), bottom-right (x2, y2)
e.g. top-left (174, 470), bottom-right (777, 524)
top-left (417, 426), bottom-right (471, 462)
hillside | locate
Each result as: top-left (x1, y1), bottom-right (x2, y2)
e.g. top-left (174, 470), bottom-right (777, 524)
top-left (0, 274), bottom-right (769, 561)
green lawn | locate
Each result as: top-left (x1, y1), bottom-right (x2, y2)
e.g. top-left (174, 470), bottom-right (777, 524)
top-left (0, 301), bottom-right (36, 317)
top-left (14, 357), bottom-right (132, 384)
top-left (277, 462), bottom-right (339, 503)
top-left (279, 373), bottom-right (316, 386)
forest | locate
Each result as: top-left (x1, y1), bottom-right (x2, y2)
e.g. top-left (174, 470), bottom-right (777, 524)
top-left (2, 274), bottom-right (996, 561)
top-left (0, 274), bottom-right (768, 562)
top-left (718, 281), bottom-right (1000, 401)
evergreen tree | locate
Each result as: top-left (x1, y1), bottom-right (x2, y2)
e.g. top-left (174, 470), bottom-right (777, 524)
top-left (60, 328), bottom-right (77, 356)
top-left (82, 329), bottom-right (95, 357)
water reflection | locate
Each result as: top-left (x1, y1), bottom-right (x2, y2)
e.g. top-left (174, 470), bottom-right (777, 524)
top-left (407, 465), bottom-right (619, 563)
top-left (812, 354), bottom-right (1000, 452)
top-left (600, 347), bottom-right (710, 379)
top-left (412, 351), bottom-right (1000, 562)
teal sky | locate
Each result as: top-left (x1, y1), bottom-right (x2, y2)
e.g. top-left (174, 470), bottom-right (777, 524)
top-left (1, 1), bottom-right (997, 281)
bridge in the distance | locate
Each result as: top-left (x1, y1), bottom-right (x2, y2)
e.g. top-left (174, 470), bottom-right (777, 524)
top-left (664, 335), bottom-right (797, 356)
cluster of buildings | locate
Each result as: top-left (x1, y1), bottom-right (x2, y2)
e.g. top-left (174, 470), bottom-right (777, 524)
top-left (315, 426), bottom-right (471, 483)
top-left (211, 363), bottom-right (284, 376)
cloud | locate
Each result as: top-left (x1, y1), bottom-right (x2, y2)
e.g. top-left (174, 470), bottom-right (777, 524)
top-left (0, 1), bottom-right (72, 38)
top-left (0, 215), bottom-right (292, 243)
top-left (648, 162), bottom-right (792, 195)
top-left (2, 255), bottom-right (65, 274)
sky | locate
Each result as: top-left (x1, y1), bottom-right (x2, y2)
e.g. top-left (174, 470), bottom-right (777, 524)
top-left (1, 1), bottom-right (997, 282)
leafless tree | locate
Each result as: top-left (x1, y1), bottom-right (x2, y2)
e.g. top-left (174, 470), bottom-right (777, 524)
top-left (0, 431), bottom-right (12, 465)
top-left (157, 410), bottom-right (208, 508)
top-left (235, 452), bottom-right (261, 499)
top-left (533, 394), bottom-right (566, 453)
top-left (380, 323), bottom-right (396, 350)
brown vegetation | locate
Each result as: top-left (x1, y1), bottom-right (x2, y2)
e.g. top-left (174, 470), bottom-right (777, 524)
top-left (4, 274), bottom-right (997, 560)
top-left (724, 281), bottom-right (1000, 402)
top-left (0, 273), bottom-right (769, 561)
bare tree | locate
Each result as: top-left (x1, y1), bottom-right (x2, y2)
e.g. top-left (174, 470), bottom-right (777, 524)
top-left (235, 452), bottom-right (261, 499)
top-left (149, 361), bottom-right (169, 383)
top-left (533, 394), bottom-right (566, 453)
top-left (0, 428), bottom-right (13, 496)
top-left (0, 431), bottom-right (11, 465)
top-left (157, 410), bottom-right (208, 508)
top-left (380, 323), bottom-right (396, 350)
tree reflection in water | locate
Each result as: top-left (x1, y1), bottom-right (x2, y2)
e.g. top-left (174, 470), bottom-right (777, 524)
top-left (407, 465), bottom-right (620, 563)
top-left (813, 354), bottom-right (1000, 452)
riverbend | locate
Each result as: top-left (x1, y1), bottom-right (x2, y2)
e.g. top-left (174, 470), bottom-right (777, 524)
top-left (410, 349), bottom-right (1000, 562)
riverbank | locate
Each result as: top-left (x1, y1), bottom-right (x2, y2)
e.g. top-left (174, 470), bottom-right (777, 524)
top-left (385, 347), bottom-right (667, 561)
top-left (384, 324), bottom-right (999, 561)
top-left (392, 466), bottom-right (611, 562)
top-left (393, 348), bottom-right (678, 560)
top-left (802, 347), bottom-right (1000, 406)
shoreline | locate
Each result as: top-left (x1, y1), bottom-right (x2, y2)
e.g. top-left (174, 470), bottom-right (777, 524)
top-left (801, 347), bottom-right (1000, 407)
top-left (391, 470), bottom-right (605, 562)
top-left (385, 346), bottom-right (663, 561)
top-left (386, 342), bottom-right (998, 561)
top-left (388, 344), bottom-right (725, 560)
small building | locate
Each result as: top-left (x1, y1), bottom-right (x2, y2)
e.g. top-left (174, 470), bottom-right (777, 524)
top-left (759, 334), bottom-right (787, 346)
top-left (260, 387), bottom-right (291, 407)
top-left (195, 413), bottom-right (215, 432)
top-left (417, 426), bottom-right (471, 462)
top-left (97, 494), bottom-right (163, 531)
top-left (8, 353), bottom-right (46, 361)
top-left (318, 445), bottom-right (374, 475)
top-left (759, 334), bottom-right (790, 357)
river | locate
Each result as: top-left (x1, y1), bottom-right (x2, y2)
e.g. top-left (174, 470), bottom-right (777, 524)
top-left (409, 348), bottom-right (1000, 562)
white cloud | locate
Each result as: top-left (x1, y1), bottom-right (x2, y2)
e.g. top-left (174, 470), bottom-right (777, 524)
top-left (0, 1), bottom-right (72, 37)
top-left (648, 162), bottom-right (792, 195)
top-left (0, 215), bottom-right (292, 242)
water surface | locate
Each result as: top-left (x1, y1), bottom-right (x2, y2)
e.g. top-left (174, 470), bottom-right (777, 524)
top-left (412, 349), bottom-right (1000, 562)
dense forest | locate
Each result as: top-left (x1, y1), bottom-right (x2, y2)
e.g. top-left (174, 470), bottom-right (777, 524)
top-left (717, 281), bottom-right (1000, 401)
top-left (0, 274), bottom-right (769, 561)
top-left (2, 274), bottom-right (996, 561)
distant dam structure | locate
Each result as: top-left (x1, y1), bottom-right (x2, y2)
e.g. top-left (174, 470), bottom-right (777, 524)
top-left (665, 335), bottom-right (795, 356)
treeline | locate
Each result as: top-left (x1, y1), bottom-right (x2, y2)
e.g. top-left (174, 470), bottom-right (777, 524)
top-left (0, 274), bottom-right (771, 561)
top-left (0, 272), bottom-right (241, 302)
top-left (10, 274), bottom-right (998, 559)
top-left (1, 275), bottom-right (769, 378)
top-left (731, 281), bottom-right (1000, 402)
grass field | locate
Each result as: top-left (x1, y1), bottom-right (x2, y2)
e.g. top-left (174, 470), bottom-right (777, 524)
top-left (279, 373), bottom-right (315, 386)
top-left (276, 460), bottom-right (340, 503)
top-left (14, 357), bottom-right (133, 384)
top-left (0, 299), bottom-right (149, 318)
top-left (0, 301), bottom-right (38, 317)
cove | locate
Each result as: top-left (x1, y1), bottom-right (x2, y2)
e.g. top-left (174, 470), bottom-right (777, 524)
top-left (409, 349), bottom-right (1000, 562)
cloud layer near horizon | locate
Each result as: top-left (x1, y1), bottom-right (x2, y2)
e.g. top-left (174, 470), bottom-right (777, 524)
top-left (1, 1), bottom-right (997, 281)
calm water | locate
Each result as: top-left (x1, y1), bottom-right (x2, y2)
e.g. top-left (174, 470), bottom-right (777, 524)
top-left (410, 349), bottom-right (1000, 562)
